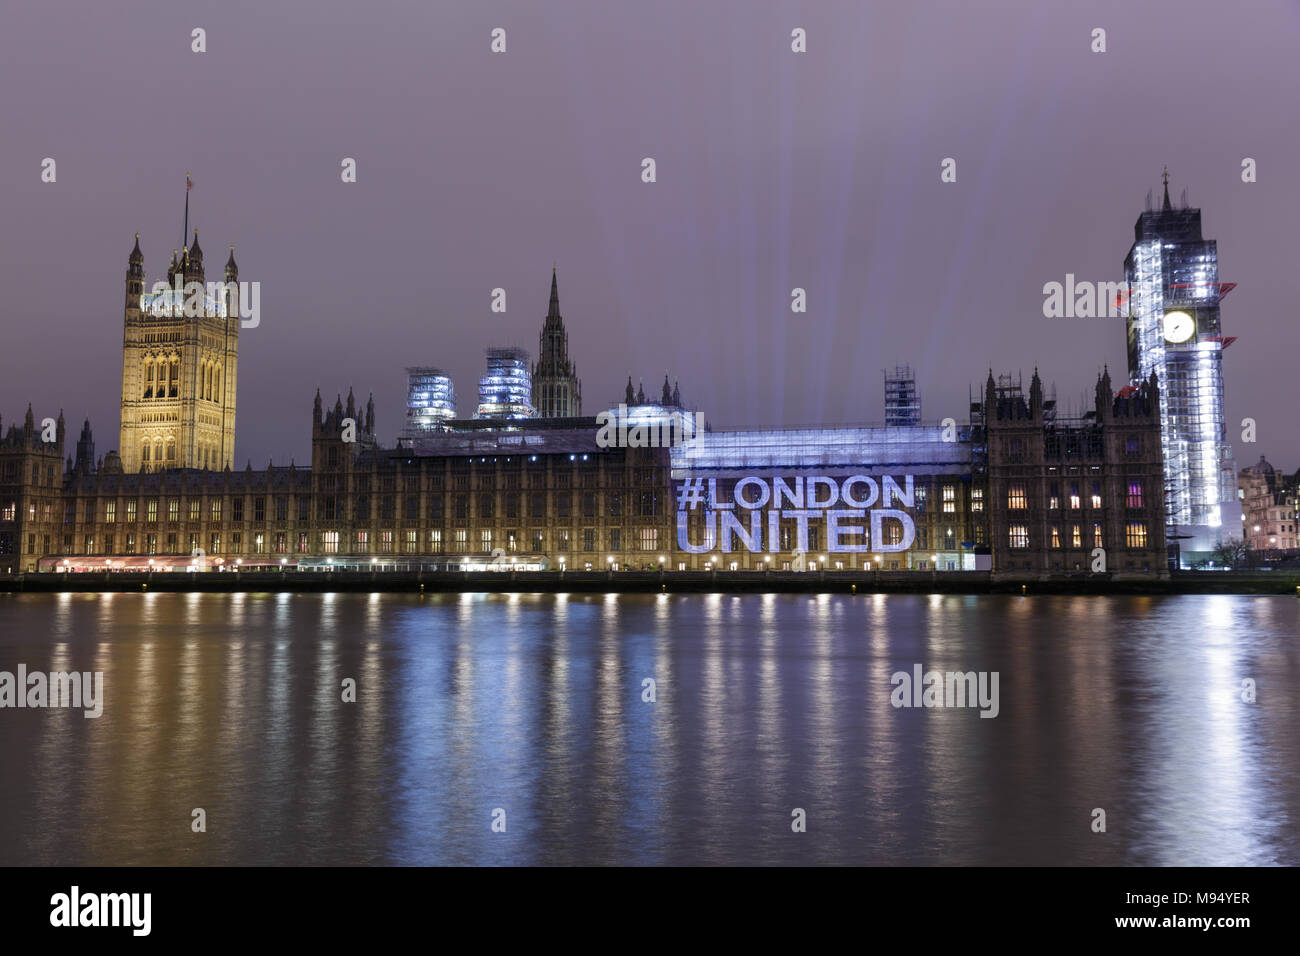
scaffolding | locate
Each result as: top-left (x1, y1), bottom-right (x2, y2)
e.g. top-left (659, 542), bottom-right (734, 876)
top-left (883, 366), bottom-right (922, 426)
top-left (474, 347), bottom-right (535, 420)
top-left (403, 367), bottom-right (456, 436)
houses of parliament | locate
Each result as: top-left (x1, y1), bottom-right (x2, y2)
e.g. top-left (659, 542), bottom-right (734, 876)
top-left (0, 212), bottom-right (1170, 577)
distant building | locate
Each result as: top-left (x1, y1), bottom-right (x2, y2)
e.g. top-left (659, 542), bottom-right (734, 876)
top-left (475, 347), bottom-right (534, 420)
top-left (531, 269), bottom-right (582, 418)
top-left (884, 366), bottom-right (921, 426)
top-left (1238, 457), bottom-right (1299, 554)
top-left (403, 368), bottom-right (456, 436)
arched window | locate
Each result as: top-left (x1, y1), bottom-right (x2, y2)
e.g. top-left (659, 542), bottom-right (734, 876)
top-left (154, 440), bottom-right (163, 463)
top-left (169, 358), bottom-right (179, 397)
top-left (166, 441), bottom-right (176, 461)
top-left (143, 359), bottom-right (154, 398)
top-left (142, 443), bottom-right (151, 462)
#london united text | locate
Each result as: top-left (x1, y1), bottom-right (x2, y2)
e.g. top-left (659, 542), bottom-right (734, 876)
top-left (676, 474), bottom-right (917, 554)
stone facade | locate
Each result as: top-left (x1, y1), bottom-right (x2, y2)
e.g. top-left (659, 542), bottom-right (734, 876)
top-left (1238, 457), bottom-right (1299, 555)
top-left (981, 368), bottom-right (1168, 575)
top-left (119, 232), bottom-right (239, 473)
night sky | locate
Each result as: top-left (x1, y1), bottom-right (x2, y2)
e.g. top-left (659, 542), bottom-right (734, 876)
top-left (2, 0), bottom-right (1297, 468)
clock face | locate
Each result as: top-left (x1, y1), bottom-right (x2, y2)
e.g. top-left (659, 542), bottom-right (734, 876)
top-left (1163, 310), bottom-right (1195, 344)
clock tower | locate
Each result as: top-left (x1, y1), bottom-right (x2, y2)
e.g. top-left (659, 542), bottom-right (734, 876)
top-left (1122, 169), bottom-right (1238, 560)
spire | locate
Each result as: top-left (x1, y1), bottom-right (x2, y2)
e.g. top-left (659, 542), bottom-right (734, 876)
top-left (189, 228), bottom-right (202, 259)
top-left (661, 374), bottom-right (672, 404)
top-left (625, 376), bottom-right (634, 405)
top-left (225, 244), bottom-right (237, 275)
top-left (346, 387), bottom-right (356, 421)
top-left (313, 388), bottom-right (322, 424)
top-left (672, 380), bottom-right (681, 406)
top-left (636, 381), bottom-right (645, 405)
top-left (129, 233), bottom-right (143, 265)
top-left (1161, 165), bottom-right (1172, 211)
top-left (548, 266), bottom-right (560, 319)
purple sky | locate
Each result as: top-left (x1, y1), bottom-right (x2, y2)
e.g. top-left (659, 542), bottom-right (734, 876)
top-left (3, 0), bottom-right (1298, 469)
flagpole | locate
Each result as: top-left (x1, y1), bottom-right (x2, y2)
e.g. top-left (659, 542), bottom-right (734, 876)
top-left (182, 172), bottom-right (191, 252)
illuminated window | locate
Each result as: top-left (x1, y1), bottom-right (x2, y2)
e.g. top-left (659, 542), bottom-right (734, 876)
top-left (639, 528), bottom-right (658, 551)
top-left (104, 501), bottom-right (116, 523)
top-left (1125, 522), bottom-right (1148, 549)
top-left (1050, 526), bottom-right (1061, 549)
top-left (480, 530), bottom-right (492, 551)
top-left (1009, 525), bottom-right (1029, 548)
top-left (254, 532), bottom-right (265, 554)
top-left (1093, 523), bottom-right (1103, 548)
top-left (147, 499), bottom-right (158, 522)
top-left (1126, 481), bottom-right (1143, 509)
top-left (1069, 484), bottom-right (1080, 509)
top-left (210, 499), bottom-right (222, 521)
top-left (169, 498), bottom-right (180, 521)
top-left (1008, 484), bottom-right (1027, 510)
top-left (381, 530), bottom-right (393, 553)
top-left (428, 530), bottom-right (442, 553)
top-left (454, 529), bottom-right (468, 551)
top-left (942, 484), bottom-right (956, 513)
top-left (1072, 525), bottom-right (1082, 548)
top-left (323, 531), bottom-right (339, 554)
top-left (971, 488), bottom-right (984, 512)
top-left (1090, 482), bottom-right (1102, 509)
top-left (405, 530), bottom-right (417, 553)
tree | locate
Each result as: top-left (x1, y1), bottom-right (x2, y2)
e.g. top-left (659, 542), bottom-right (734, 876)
top-left (1210, 537), bottom-right (1249, 570)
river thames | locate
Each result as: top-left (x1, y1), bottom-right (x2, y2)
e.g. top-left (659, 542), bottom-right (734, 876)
top-left (1, 591), bottom-right (1296, 865)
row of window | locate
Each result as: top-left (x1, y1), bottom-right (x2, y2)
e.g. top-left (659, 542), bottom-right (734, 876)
top-left (1006, 481), bottom-right (1143, 511)
top-left (1008, 522), bottom-right (1149, 550)
top-left (26, 526), bottom-right (666, 558)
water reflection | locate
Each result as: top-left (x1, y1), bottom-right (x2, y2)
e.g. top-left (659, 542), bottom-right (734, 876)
top-left (0, 592), bottom-right (1296, 865)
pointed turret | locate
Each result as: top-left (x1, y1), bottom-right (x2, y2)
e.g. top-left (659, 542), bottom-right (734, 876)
top-left (346, 388), bottom-right (356, 421)
top-left (636, 381), bottom-right (645, 405)
top-left (661, 375), bottom-right (672, 405)
top-left (1161, 166), bottom-right (1172, 211)
top-left (625, 376), bottom-right (634, 405)
top-left (313, 388), bottom-right (323, 425)
top-left (672, 380), bottom-right (681, 406)
top-left (548, 266), bottom-right (560, 319)
top-left (366, 393), bottom-right (375, 432)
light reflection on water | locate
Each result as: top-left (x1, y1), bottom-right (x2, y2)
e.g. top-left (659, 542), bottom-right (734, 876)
top-left (0, 592), bottom-right (1296, 866)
